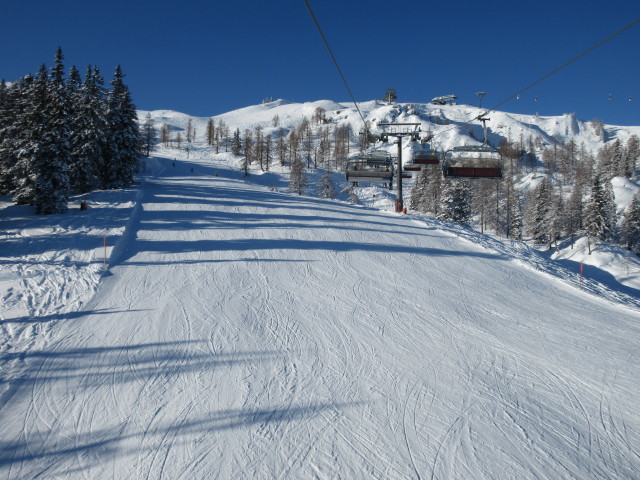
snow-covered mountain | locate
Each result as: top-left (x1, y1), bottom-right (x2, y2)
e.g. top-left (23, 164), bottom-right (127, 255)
top-left (1, 99), bottom-right (639, 479)
top-left (142, 98), bottom-right (640, 157)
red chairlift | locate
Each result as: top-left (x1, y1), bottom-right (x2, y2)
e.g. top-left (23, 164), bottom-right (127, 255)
top-left (413, 150), bottom-right (440, 165)
top-left (443, 145), bottom-right (503, 179)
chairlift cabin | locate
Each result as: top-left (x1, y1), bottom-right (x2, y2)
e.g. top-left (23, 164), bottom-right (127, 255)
top-left (345, 150), bottom-right (394, 186)
top-left (443, 145), bottom-right (502, 179)
top-left (403, 144), bottom-right (440, 171)
top-left (413, 145), bottom-right (440, 165)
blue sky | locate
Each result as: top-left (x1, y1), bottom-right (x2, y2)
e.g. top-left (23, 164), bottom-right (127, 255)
top-left (1, 0), bottom-right (639, 125)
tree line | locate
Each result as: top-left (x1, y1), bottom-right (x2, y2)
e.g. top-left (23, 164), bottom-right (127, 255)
top-left (410, 132), bottom-right (640, 254)
top-left (0, 48), bottom-right (140, 214)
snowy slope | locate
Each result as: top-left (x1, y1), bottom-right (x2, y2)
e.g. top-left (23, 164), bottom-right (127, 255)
top-left (1, 142), bottom-right (639, 479)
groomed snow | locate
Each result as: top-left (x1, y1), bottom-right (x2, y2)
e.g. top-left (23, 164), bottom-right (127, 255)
top-left (1, 142), bottom-right (639, 479)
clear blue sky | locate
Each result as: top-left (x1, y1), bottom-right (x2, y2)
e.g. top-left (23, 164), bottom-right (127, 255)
top-left (1, 0), bottom-right (639, 125)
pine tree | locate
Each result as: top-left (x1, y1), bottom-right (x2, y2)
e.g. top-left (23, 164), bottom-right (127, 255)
top-left (624, 136), bottom-right (639, 179)
top-left (472, 179), bottom-right (494, 233)
top-left (317, 167), bottom-right (336, 199)
top-left (44, 49), bottom-right (72, 207)
top-left (343, 184), bottom-right (359, 204)
top-left (546, 183), bottom-right (564, 249)
top-left (242, 129), bottom-right (253, 165)
top-left (424, 164), bottom-right (443, 216)
top-left (584, 176), bottom-right (616, 250)
top-left (0, 78), bottom-right (26, 194)
top-left (68, 66), bottom-right (106, 193)
top-left (140, 113), bottom-right (157, 158)
top-left (24, 65), bottom-right (69, 213)
top-left (437, 179), bottom-right (472, 224)
top-left (104, 65), bottom-right (140, 188)
top-left (621, 191), bottom-right (640, 253)
top-left (231, 128), bottom-right (241, 156)
top-left (603, 179), bottom-right (618, 240)
top-left (525, 177), bottom-right (552, 244)
top-left (5, 75), bottom-right (36, 204)
top-left (409, 167), bottom-right (429, 212)
top-left (509, 196), bottom-right (523, 240)
top-left (565, 182), bottom-right (584, 247)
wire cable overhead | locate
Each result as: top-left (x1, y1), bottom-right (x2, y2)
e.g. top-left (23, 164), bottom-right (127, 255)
top-left (485, 16), bottom-right (640, 117)
top-left (303, 0), bottom-right (367, 125)
top-left (430, 16), bottom-right (640, 143)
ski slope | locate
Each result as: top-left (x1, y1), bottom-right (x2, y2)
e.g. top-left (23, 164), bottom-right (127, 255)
top-left (1, 152), bottom-right (640, 479)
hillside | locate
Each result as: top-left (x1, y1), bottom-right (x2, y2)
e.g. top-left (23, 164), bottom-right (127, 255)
top-left (0, 100), bottom-right (639, 479)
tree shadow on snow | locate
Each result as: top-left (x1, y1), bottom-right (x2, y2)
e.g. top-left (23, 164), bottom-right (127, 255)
top-left (0, 308), bottom-right (141, 325)
top-left (0, 401), bottom-right (359, 475)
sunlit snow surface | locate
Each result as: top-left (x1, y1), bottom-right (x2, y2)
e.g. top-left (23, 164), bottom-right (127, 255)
top-left (1, 102), bottom-right (640, 479)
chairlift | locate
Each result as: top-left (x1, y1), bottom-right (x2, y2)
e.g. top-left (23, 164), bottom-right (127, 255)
top-left (443, 145), bottom-right (502, 179)
top-left (403, 143), bottom-right (440, 172)
top-left (345, 150), bottom-right (394, 187)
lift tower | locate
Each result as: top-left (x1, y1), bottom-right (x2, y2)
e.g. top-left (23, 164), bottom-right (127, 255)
top-left (378, 123), bottom-right (421, 212)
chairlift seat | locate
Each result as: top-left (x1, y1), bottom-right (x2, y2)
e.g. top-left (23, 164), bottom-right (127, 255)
top-left (443, 145), bottom-right (502, 179)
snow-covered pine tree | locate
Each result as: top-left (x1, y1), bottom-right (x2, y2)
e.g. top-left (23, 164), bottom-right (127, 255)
top-left (0, 78), bottom-right (22, 195)
top-left (409, 167), bottom-right (429, 212)
top-left (42, 49), bottom-right (72, 210)
top-left (595, 143), bottom-right (614, 181)
top-left (624, 136), bottom-right (639, 179)
top-left (565, 182), bottom-right (584, 247)
top-left (472, 179), bottom-right (494, 233)
top-left (525, 177), bottom-right (552, 244)
top-left (1, 76), bottom-right (36, 200)
top-left (343, 184), bottom-right (359, 204)
top-left (621, 191), bottom-right (640, 253)
top-left (437, 178), bottom-right (472, 224)
top-left (68, 66), bottom-right (106, 193)
top-left (603, 178), bottom-right (618, 241)
top-left (104, 65), bottom-right (140, 188)
top-left (503, 171), bottom-right (521, 240)
top-left (547, 182), bottom-right (564, 249)
top-left (22, 64), bottom-right (70, 213)
top-left (231, 128), bottom-right (241, 156)
top-left (317, 167), bottom-right (336, 199)
top-left (584, 175), bottom-right (616, 251)
top-left (509, 196), bottom-right (523, 240)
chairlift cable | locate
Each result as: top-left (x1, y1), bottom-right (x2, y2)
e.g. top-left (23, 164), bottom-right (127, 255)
top-left (484, 16), bottom-right (640, 116)
top-left (429, 17), bottom-right (640, 144)
top-left (303, 0), bottom-right (367, 126)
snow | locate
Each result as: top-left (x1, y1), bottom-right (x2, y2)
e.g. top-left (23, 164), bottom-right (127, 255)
top-left (612, 176), bottom-right (640, 213)
top-left (1, 102), bottom-right (640, 479)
